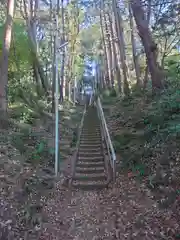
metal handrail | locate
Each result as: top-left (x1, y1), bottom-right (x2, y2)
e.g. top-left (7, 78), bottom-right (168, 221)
top-left (70, 103), bottom-right (86, 183)
top-left (96, 96), bottom-right (116, 181)
top-left (89, 93), bottom-right (92, 106)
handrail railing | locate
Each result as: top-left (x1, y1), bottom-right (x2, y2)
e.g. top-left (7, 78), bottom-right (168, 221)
top-left (70, 103), bottom-right (86, 184)
top-left (96, 96), bottom-right (116, 181)
top-left (89, 93), bottom-right (92, 105)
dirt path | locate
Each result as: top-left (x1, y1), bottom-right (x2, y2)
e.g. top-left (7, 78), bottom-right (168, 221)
top-left (40, 173), bottom-right (180, 240)
top-left (40, 186), bottom-right (115, 240)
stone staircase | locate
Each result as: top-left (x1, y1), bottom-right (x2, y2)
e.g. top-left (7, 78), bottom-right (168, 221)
top-left (71, 105), bottom-right (108, 190)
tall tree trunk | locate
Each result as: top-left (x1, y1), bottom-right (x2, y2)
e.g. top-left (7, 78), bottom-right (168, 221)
top-left (68, 81), bottom-right (71, 102)
top-left (23, 0), bottom-right (48, 95)
top-left (103, 11), bottom-right (114, 88)
top-left (30, 0), bottom-right (38, 49)
top-left (106, 11), bottom-right (116, 89)
top-left (112, 0), bottom-right (130, 96)
top-left (111, 12), bottom-right (122, 93)
top-left (51, 0), bottom-right (60, 111)
top-left (73, 76), bottom-right (77, 103)
top-left (143, 65), bottom-right (149, 91)
top-left (143, 0), bottom-right (151, 90)
top-left (30, 0), bottom-right (40, 93)
top-left (0, 0), bottom-right (15, 112)
top-left (59, 0), bottom-right (66, 102)
top-left (128, 3), bottom-right (141, 87)
top-left (99, 53), bottom-right (106, 90)
top-left (65, 1), bottom-right (79, 101)
top-left (49, 0), bottom-right (55, 110)
top-left (100, 0), bottom-right (111, 88)
top-left (98, 56), bottom-right (106, 90)
top-left (130, 0), bottom-right (164, 92)
top-left (107, 11), bottom-right (122, 92)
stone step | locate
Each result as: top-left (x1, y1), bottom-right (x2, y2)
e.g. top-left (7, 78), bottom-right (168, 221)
top-left (71, 107), bottom-right (108, 191)
top-left (72, 180), bottom-right (107, 190)
top-left (81, 133), bottom-right (101, 137)
top-left (80, 134), bottom-right (101, 139)
top-left (78, 151), bottom-right (103, 157)
top-left (83, 124), bottom-right (100, 127)
top-left (78, 154), bottom-right (103, 159)
top-left (73, 172), bottom-right (106, 181)
top-left (81, 132), bottom-right (101, 135)
top-left (80, 141), bottom-right (101, 145)
top-left (76, 161), bottom-right (104, 168)
top-left (82, 129), bottom-right (101, 133)
top-left (75, 166), bottom-right (105, 174)
top-left (80, 143), bottom-right (102, 148)
top-left (77, 160), bottom-right (104, 166)
top-left (81, 135), bottom-right (100, 139)
top-left (81, 130), bottom-right (100, 134)
top-left (84, 114), bottom-right (98, 117)
top-left (81, 133), bottom-right (101, 139)
top-left (80, 135), bottom-right (101, 139)
top-left (78, 156), bottom-right (104, 163)
top-left (84, 121), bottom-right (98, 123)
top-left (78, 147), bottom-right (102, 152)
top-left (84, 118), bottom-right (98, 121)
top-left (83, 123), bottom-right (100, 125)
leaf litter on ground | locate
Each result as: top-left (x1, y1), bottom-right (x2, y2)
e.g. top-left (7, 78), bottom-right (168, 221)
top-left (0, 104), bottom-right (83, 240)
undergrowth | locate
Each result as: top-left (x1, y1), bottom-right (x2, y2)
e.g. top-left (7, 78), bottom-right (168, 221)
top-left (102, 78), bottom-right (180, 208)
top-left (0, 100), bottom-right (83, 238)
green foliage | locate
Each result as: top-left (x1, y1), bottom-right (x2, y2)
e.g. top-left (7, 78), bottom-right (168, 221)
top-left (10, 127), bottom-right (53, 165)
top-left (164, 54), bottom-right (180, 90)
top-left (109, 89), bottom-right (117, 97)
top-left (20, 109), bottom-right (37, 124)
top-left (30, 140), bottom-right (47, 165)
top-left (105, 72), bottom-right (180, 178)
top-left (0, 21), bottom-right (30, 71)
top-left (11, 133), bottom-right (27, 154)
top-left (74, 54), bottom-right (85, 80)
top-left (9, 104), bottom-right (40, 124)
top-left (80, 23), bottom-right (101, 56)
top-left (132, 163), bottom-right (146, 178)
top-left (0, 20), bottom-right (35, 106)
top-left (114, 133), bottom-right (132, 149)
top-left (143, 89), bottom-right (180, 138)
top-left (101, 91), bottom-right (118, 106)
top-left (140, 91), bottom-right (180, 148)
